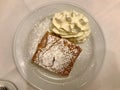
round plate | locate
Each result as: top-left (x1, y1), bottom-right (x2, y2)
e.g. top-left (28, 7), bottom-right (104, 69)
top-left (0, 80), bottom-right (17, 90)
top-left (13, 2), bottom-right (105, 90)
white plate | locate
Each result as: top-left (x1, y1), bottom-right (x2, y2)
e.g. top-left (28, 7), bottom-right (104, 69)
top-left (13, 2), bottom-right (105, 90)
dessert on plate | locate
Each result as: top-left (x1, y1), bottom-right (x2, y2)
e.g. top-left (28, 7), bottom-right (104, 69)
top-left (32, 10), bottom-right (91, 76)
top-left (32, 32), bottom-right (82, 76)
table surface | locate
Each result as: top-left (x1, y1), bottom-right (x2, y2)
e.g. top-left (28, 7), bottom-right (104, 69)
top-left (0, 0), bottom-right (120, 90)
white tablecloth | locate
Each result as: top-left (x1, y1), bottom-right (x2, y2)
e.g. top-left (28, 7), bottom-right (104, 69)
top-left (0, 0), bottom-right (120, 90)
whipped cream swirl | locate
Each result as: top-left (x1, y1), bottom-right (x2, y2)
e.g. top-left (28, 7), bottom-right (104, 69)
top-left (50, 10), bottom-right (91, 43)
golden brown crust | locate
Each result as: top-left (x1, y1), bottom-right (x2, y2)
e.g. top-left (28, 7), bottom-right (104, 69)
top-left (32, 31), bottom-right (60, 62)
top-left (32, 31), bottom-right (82, 76)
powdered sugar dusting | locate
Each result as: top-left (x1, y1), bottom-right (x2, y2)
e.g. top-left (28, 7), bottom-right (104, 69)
top-left (43, 33), bottom-right (60, 51)
top-left (36, 38), bottom-right (78, 73)
top-left (27, 17), bottom-right (51, 58)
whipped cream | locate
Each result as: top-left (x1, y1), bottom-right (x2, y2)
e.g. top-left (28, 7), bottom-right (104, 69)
top-left (50, 10), bottom-right (91, 43)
